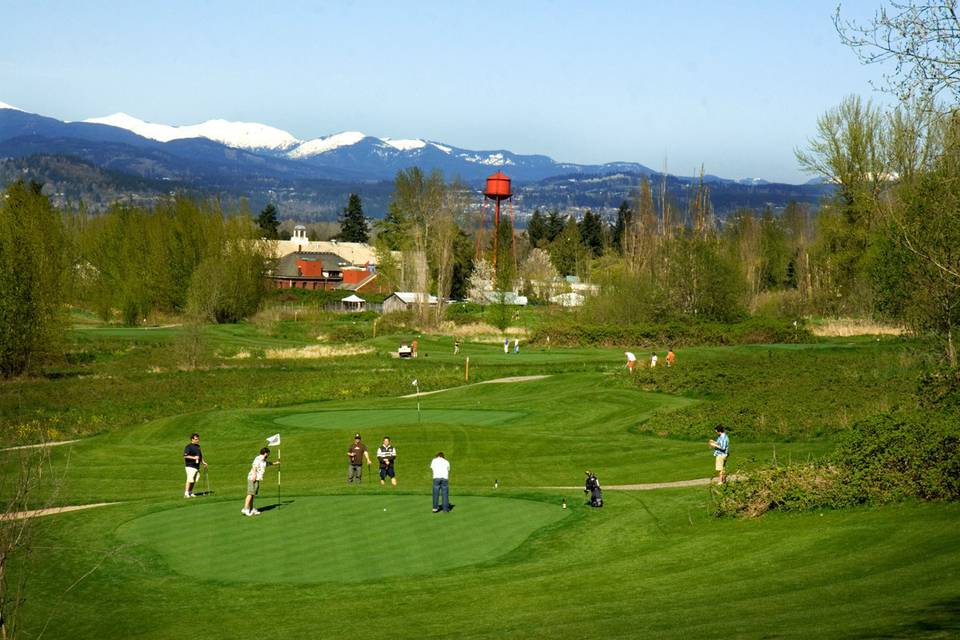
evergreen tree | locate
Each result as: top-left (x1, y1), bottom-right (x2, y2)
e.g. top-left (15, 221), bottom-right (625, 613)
top-left (612, 201), bottom-right (632, 253)
top-left (338, 193), bottom-right (369, 243)
top-left (545, 208), bottom-right (565, 242)
top-left (527, 208), bottom-right (547, 247)
top-left (579, 210), bottom-right (605, 257)
top-left (257, 203), bottom-right (280, 239)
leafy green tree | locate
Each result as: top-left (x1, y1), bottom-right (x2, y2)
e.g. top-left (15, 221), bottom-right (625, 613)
top-left (257, 203), bottom-right (280, 239)
top-left (186, 219), bottom-right (269, 324)
top-left (338, 193), bottom-right (369, 242)
top-left (0, 181), bottom-right (67, 376)
top-left (550, 217), bottom-right (584, 277)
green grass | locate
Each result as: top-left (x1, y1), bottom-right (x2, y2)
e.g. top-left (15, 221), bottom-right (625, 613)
top-left (116, 495), bottom-right (570, 583)
top-left (3, 328), bottom-right (958, 638)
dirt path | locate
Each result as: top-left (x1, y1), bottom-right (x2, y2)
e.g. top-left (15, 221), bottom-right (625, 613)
top-left (1, 502), bottom-right (117, 521)
top-left (542, 476), bottom-right (740, 491)
top-left (400, 375), bottom-right (550, 398)
top-left (2, 440), bottom-right (79, 452)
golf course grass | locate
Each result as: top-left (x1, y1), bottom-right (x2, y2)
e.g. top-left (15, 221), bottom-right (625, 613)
top-left (274, 408), bottom-right (526, 429)
top-left (3, 332), bottom-right (959, 638)
top-left (117, 495), bottom-right (570, 583)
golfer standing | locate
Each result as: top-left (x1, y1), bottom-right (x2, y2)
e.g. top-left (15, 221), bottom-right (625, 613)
top-left (377, 437), bottom-right (398, 486)
top-left (347, 433), bottom-right (372, 484)
top-left (242, 447), bottom-right (278, 516)
top-left (430, 452), bottom-right (451, 512)
top-left (709, 425), bottom-right (729, 484)
top-left (183, 433), bottom-right (207, 498)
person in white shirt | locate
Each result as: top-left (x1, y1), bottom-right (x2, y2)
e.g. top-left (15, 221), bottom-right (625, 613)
top-left (430, 452), bottom-right (451, 513)
top-left (242, 447), bottom-right (279, 516)
top-left (650, 352), bottom-right (658, 368)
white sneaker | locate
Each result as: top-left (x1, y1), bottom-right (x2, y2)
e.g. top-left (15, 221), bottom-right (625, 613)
top-left (250, 509), bottom-right (261, 515)
top-left (185, 492), bottom-right (193, 498)
top-left (241, 508), bottom-right (250, 515)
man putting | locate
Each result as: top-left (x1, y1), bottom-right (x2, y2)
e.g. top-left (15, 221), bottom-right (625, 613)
top-left (377, 436), bottom-right (397, 486)
top-left (242, 447), bottom-right (279, 516)
top-left (430, 451), bottom-right (451, 512)
top-left (183, 433), bottom-right (208, 498)
top-left (347, 433), bottom-right (372, 484)
top-left (709, 425), bottom-right (730, 484)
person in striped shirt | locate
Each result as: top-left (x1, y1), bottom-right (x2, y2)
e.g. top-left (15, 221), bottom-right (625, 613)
top-left (377, 437), bottom-right (397, 486)
top-left (709, 425), bottom-right (729, 484)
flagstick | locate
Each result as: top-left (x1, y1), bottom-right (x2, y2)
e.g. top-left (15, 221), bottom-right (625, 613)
top-left (416, 384), bottom-right (421, 423)
top-left (277, 446), bottom-right (281, 508)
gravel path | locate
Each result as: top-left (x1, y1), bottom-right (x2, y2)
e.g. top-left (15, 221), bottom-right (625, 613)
top-left (1, 502), bottom-right (117, 521)
top-left (2, 440), bottom-right (79, 452)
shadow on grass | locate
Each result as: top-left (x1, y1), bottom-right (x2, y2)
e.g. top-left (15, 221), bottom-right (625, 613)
top-left (860, 597), bottom-right (960, 638)
top-left (259, 500), bottom-right (296, 512)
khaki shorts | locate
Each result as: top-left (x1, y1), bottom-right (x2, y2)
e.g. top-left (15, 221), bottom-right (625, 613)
top-left (185, 467), bottom-right (200, 482)
top-left (715, 455), bottom-right (728, 471)
top-left (246, 479), bottom-right (260, 496)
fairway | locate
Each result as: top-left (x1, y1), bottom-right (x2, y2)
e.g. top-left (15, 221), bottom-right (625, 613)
top-left (116, 495), bottom-right (569, 583)
top-left (274, 408), bottom-right (525, 429)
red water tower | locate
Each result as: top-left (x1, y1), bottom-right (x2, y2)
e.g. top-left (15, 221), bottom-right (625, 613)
top-left (479, 170), bottom-right (516, 268)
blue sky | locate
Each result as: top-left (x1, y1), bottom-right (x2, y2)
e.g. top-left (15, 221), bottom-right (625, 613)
top-left (1, 1), bottom-right (892, 183)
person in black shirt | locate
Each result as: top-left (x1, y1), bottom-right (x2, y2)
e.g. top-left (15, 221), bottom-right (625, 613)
top-left (183, 433), bottom-right (208, 498)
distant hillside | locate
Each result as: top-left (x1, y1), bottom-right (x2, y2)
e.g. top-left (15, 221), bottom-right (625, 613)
top-left (0, 104), bottom-right (832, 218)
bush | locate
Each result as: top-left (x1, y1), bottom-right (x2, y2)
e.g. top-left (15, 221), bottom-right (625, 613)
top-left (326, 323), bottom-right (368, 343)
top-left (714, 411), bottom-right (960, 517)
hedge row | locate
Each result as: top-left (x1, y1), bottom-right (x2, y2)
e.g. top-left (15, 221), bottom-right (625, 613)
top-left (530, 318), bottom-right (812, 348)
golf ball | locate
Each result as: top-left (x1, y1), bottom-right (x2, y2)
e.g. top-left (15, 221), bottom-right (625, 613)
top-left (383, 508), bottom-right (387, 511)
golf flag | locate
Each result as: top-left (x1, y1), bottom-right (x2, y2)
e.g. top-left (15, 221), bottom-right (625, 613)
top-left (412, 379), bottom-right (418, 386)
top-left (266, 433), bottom-right (281, 446)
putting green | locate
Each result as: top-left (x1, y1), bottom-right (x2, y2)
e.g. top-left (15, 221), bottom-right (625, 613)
top-left (117, 495), bottom-right (568, 584)
top-left (274, 408), bottom-right (524, 429)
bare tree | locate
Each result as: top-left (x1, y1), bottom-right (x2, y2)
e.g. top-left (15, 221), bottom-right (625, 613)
top-left (0, 446), bottom-right (53, 639)
top-left (835, 1), bottom-right (960, 104)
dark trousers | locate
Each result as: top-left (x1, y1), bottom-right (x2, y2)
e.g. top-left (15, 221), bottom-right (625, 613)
top-left (432, 478), bottom-right (449, 511)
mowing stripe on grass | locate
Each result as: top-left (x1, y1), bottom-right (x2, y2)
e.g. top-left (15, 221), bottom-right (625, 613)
top-left (116, 495), bottom-right (569, 584)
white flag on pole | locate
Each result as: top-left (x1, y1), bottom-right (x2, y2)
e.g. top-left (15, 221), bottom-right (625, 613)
top-left (412, 379), bottom-right (418, 386)
top-left (266, 433), bottom-right (281, 446)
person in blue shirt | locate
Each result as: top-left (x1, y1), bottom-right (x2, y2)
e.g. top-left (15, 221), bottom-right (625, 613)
top-left (709, 425), bottom-right (729, 484)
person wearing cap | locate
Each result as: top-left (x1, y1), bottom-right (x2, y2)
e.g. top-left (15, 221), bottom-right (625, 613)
top-left (376, 436), bottom-right (398, 486)
top-left (346, 433), bottom-right (372, 484)
top-left (430, 452), bottom-right (451, 512)
top-left (182, 432), bottom-right (208, 498)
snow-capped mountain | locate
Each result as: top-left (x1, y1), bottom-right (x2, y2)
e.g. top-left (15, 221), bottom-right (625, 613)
top-left (0, 102), bottom-right (23, 112)
top-left (83, 113), bottom-right (300, 152)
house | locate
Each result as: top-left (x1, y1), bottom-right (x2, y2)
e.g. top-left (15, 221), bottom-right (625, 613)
top-left (382, 292), bottom-right (439, 314)
top-left (271, 252), bottom-right (345, 290)
top-left (267, 227), bottom-right (390, 293)
top-left (269, 226), bottom-right (381, 266)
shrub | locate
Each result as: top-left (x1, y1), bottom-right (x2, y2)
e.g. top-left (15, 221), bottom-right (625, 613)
top-left (714, 411), bottom-right (960, 517)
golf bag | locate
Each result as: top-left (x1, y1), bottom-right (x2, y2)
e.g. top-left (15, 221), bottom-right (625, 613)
top-left (584, 472), bottom-right (603, 507)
